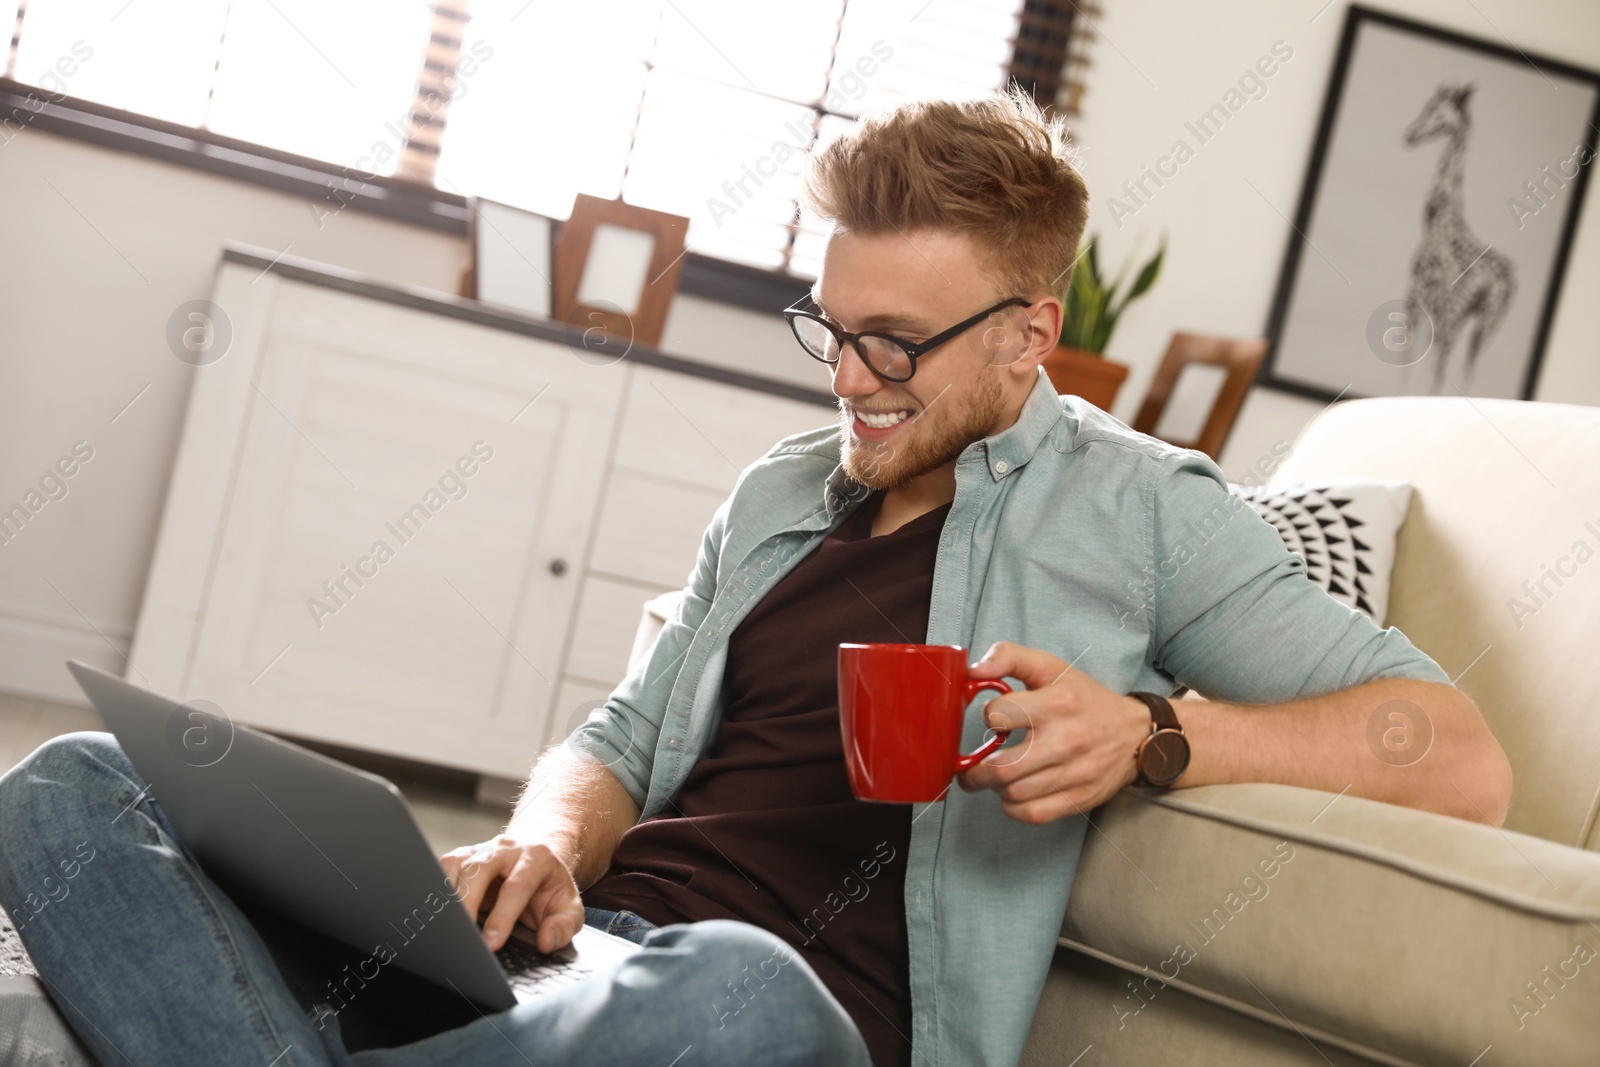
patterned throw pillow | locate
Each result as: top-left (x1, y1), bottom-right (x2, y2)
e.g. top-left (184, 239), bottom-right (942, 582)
top-left (1227, 480), bottom-right (1414, 624)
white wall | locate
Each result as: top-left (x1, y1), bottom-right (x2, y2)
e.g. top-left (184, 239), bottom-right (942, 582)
top-left (1067, 0), bottom-right (1600, 479)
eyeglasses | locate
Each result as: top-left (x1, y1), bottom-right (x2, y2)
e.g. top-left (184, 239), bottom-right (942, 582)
top-left (783, 296), bottom-right (1031, 383)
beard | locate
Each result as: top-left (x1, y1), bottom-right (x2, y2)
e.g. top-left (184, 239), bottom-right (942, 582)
top-left (839, 369), bottom-right (1006, 491)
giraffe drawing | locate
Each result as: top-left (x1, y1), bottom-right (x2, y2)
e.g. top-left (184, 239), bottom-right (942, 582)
top-left (1402, 83), bottom-right (1516, 391)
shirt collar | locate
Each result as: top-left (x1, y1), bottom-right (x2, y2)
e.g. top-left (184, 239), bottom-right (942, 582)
top-left (976, 367), bottom-right (1068, 481)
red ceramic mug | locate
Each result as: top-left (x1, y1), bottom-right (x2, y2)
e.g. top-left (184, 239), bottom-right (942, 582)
top-left (838, 643), bottom-right (1013, 803)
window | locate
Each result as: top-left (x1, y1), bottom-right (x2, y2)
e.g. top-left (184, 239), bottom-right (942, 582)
top-left (9, 0), bottom-right (434, 166)
top-left (446, 0), bottom-right (1030, 276)
top-left (9, 0), bottom-right (232, 127)
top-left (6, 0), bottom-right (1076, 280)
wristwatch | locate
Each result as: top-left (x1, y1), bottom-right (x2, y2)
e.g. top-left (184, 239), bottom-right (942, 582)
top-left (1129, 691), bottom-right (1190, 788)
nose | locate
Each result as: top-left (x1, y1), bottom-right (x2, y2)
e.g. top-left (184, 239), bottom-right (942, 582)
top-left (829, 341), bottom-right (885, 401)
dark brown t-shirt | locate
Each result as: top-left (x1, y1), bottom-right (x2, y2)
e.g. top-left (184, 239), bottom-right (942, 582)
top-left (585, 492), bottom-right (949, 1067)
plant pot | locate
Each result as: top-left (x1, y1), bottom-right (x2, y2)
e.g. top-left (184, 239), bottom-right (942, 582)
top-left (1042, 345), bottom-right (1131, 411)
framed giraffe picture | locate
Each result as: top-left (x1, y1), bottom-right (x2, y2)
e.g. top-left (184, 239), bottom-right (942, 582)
top-left (1260, 6), bottom-right (1600, 403)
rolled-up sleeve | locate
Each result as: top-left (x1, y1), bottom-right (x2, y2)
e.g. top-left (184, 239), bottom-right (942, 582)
top-left (1147, 452), bottom-right (1450, 702)
top-left (564, 493), bottom-right (727, 807)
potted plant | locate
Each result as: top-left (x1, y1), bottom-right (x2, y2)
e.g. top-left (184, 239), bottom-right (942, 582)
top-left (1043, 235), bottom-right (1166, 410)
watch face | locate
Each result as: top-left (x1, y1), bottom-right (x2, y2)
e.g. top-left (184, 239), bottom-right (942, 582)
top-left (1140, 730), bottom-right (1190, 787)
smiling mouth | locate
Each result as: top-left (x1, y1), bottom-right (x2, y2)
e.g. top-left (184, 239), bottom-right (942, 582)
top-left (853, 408), bottom-right (914, 430)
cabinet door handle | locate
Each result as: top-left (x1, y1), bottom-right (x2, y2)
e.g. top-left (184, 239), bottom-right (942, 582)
top-left (548, 559), bottom-right (568, 577)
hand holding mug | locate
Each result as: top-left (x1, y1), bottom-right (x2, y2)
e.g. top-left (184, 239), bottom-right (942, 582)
top-left (958, 641), bottom-right (1154, 826)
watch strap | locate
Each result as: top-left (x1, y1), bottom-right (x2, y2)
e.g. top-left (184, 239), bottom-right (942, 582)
top-left (1129, 691), bottom-right (1182, 733)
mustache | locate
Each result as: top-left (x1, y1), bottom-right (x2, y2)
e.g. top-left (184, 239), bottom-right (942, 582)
top-left (839, 400), bottom-right (918, 416)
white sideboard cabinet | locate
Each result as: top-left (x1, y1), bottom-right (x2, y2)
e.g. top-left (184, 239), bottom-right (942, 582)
top-left (130, 245), bottom-right (833, 779)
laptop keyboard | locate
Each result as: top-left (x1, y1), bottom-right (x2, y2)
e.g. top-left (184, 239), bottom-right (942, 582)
top-left (496, 937), bottom-right (594, 998)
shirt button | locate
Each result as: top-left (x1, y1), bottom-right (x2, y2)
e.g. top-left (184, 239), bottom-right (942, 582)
top-left (668, 739), bottom-right (678, 747)
top-left (994, 460), bottom-right (1009, 474)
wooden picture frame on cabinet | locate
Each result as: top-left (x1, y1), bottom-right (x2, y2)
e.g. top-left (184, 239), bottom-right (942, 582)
top-left (553, 194), bottom-right (689, 349)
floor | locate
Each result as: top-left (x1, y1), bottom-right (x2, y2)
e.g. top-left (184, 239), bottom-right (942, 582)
top-left (0, 689), bottom-right (509, 856)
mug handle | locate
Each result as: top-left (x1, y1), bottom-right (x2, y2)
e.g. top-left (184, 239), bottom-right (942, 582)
top-left (953, 679), bottom-right (1014, 773)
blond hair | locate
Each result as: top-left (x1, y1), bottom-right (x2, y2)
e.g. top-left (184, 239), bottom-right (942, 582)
top-left (801, 88), bottom-right (1090, 302)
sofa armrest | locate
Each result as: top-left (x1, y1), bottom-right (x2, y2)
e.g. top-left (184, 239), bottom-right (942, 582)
top-left (1060, 783), bottom-right (1600, 1065)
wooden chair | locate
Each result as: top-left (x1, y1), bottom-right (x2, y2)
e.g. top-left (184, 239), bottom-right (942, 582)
top-left (1131, 332), bottom-right (1268, 461)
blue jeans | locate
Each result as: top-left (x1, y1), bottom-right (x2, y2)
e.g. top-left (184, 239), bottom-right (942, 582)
top-left (0, 732), bottom-right (871, 1066)
top-left (583, 906), bottom-right (657, 944)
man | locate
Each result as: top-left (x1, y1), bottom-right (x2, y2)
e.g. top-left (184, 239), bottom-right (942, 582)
top-left (442, 91), bottom-right (1511, 1064)
top-left (0, 92), bottom-right (1510, 1066)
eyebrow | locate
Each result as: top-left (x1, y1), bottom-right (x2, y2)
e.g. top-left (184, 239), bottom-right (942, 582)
top-left (809, 292), bottom-right (935, 335)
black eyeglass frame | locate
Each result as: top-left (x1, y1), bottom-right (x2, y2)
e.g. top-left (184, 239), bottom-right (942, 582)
top-left (782, 296), bottom-right (1033, 383)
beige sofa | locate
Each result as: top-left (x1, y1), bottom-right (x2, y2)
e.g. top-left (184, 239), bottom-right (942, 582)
top-left (633, 396), bottom-right (1600, 1066)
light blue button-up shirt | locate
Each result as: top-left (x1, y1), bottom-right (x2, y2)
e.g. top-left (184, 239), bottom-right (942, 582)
top-left (570, 369), bottom-right (1449, 1067)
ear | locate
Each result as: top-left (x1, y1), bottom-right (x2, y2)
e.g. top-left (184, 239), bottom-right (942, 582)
top-left (1014, 295), bottom-right (1064, 380)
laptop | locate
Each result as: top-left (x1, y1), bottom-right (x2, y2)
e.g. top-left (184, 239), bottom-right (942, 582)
top-left (65, 661), bottom-right (640, 1012)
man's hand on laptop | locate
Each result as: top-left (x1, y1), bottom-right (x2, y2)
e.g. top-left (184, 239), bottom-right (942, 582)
top-left (956, 641), bottom-right (1151, 825)
top-left (441, 836), bottom-right (586, 954)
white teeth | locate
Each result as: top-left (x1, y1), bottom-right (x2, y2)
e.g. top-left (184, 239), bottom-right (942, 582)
top-left (857, 409), bottom-right (911, 429)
